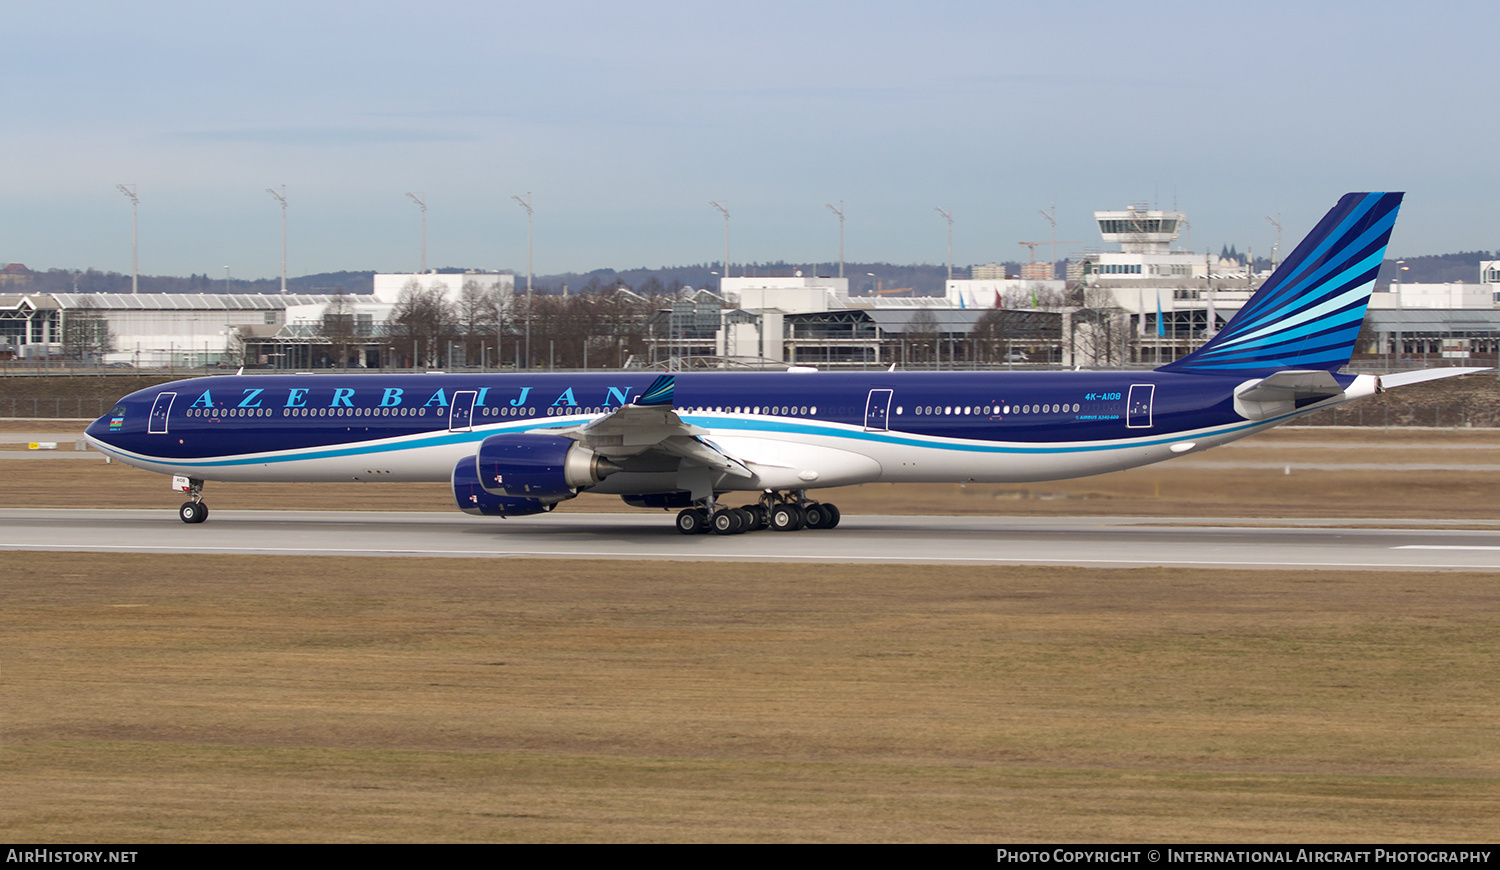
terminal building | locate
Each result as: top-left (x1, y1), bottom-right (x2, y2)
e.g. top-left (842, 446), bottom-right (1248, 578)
top-left (1, 271), bottom-right (513, 369)
top-left (3, 215), bottom-right (1498, 370)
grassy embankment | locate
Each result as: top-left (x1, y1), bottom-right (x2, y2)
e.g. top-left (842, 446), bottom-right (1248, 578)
top-left (5, 554), bottom-right (1498, 842)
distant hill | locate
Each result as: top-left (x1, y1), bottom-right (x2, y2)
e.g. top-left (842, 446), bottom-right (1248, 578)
top-left (13, 251), bottom-right (1489, 299)
top-left (527, 261), bottom-right (1029, 297)
top-left (9, 268), bottom-right (379, 295)
top-left (1376, 252), bottom-right (1494, 285)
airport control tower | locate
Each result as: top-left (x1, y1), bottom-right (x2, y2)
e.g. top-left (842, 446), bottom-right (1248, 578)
top-left (1093, 206), bottom-right (1186, 254)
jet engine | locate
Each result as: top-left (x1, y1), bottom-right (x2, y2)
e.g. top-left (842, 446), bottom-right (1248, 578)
top-left (474, 433), bottom-right (621, 501)
top-left (451, 456), bottom-right (555, 517)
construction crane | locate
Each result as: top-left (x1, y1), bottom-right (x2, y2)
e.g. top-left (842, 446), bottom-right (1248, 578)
top-left (1017, 240), bottom-right (1080, 280)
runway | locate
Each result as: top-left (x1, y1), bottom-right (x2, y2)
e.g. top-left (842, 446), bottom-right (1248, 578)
top-left (7, 508), bottom-right (1500, 570)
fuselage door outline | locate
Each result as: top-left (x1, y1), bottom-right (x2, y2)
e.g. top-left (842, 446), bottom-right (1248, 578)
top-left (864, 388), bottom-right (894, 432)
top-left (1127, 384), bottom-right (1155, 429)
top-left (148, 392), bottom-right (176, 434)
top-left (449, 390), bottom-right (478, 433)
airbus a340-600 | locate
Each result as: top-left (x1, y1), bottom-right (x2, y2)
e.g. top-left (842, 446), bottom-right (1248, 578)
top-left (86, 192), bottom-right (1481, 535)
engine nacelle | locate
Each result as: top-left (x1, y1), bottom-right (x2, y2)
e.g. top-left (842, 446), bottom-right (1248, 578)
top-left (451, 456), bottom-right (555, 517)
top-left (474, 433), bottom-right (621, 500)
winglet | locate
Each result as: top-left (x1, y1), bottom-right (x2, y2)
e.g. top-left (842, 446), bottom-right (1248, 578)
top-left (636, 374), bottom-right (675, 406)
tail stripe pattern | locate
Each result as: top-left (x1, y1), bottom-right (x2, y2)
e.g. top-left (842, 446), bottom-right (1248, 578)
top-left (636, 374), bottom-right (676, 406)
top-left (1160, 192), bottom-right (1403, 375)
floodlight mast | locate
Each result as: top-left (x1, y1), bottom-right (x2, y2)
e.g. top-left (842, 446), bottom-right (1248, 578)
top-left (710, 201), bottom-right (730, 282)
top-left (116, 184), bottom-right (138, 294)
top-left (406, 192), bottom-right (427, 273)
top-left (935, 206), bottom-right (953, 280)
top-left (513, 192), bottom-right (533, 369)
top-left (825, 200), bottom-right (845, 278)
top-left (266, 185), bottom-right (287, 294)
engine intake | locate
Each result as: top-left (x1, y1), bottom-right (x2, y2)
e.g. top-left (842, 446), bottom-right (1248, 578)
top-left (474, 433), bottom-right (621, 500)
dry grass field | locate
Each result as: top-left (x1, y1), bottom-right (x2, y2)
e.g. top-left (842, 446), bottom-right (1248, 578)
top-left (4, 421), bottom-right (1500, 842)
top-left (4, 555), bottom-right (1498, 842)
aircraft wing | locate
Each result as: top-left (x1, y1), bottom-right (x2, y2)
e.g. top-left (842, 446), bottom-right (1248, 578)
top-left (539, 374), bottom-right (754, 479)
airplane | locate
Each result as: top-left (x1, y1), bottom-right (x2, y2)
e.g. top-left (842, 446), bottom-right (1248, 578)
top-left (85, 192), bottom-right (1486, 534)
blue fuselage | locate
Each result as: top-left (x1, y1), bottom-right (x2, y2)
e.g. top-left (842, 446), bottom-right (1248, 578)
top-left (85, 369), bottom-right (1355, 490)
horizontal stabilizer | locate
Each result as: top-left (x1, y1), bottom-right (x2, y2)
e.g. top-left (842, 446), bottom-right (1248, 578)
top-left (1234, 369), bottom-right (1353, 420)
top-left (1379, 367), bottom-right (1492, 390)
top-left (1235, 370), bottom-right (1346, 404)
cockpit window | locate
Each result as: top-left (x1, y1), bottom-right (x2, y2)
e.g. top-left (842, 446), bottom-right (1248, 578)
top-left (109, 404), bottom-right (127, 417)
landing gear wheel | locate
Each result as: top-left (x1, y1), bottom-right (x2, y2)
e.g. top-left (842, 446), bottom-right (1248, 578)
top-left (736, 507), bottom-right (760, 532)
top-left (770, 503), bottom-right (804, 531)
top-left (712, 508), bottom-right (745, 535)
top-left (803, 502), bottom-right (840, 529)
top-left (676, 508), bottom-right (704, 535)
top-left (179, 501), bottom-right (208, 524)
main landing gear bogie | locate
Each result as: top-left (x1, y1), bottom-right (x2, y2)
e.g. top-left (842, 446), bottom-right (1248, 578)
top-left (675, 493), bottom-right (839, 536)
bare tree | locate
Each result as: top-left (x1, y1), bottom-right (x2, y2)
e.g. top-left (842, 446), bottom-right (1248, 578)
top-left (1002, 283), bottom-right (1065, 311)
top-left (222, 327), bottom-right (247, 367)
top-left (321, 292), bottom-right (359, 369)
top-left (593, 288), bottom-right (656, 368)
top-left (1068, 286), bottom-right (1127, 367)
top-left (905, 308), bottom-right (939, 366)
top-left (970, 307), bottom-right (1016, 364)
top-left (388, 280), bottom-right (457, 367)
top-left (528, 294), bottom-right (599, 369)
top-left (456, 279), bottom-right (506, 368)
top-left (61, 295), bottom-right (114, 363)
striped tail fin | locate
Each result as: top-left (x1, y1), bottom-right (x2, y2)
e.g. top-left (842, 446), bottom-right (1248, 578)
top-left (1158, 192), bottom-right (1403, 375)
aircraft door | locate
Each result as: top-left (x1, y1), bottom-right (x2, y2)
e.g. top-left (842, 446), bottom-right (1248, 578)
top-left (148, 392), bottom-right (176, 434)
top-left (864, 389), bottom-right (893, 431)
top-left (1127, 384), bottom-right (1154, 429)
top-left (449, 390), bottom-right (477, 432)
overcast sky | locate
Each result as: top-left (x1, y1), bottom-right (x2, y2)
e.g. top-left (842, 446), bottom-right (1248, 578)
top-left (4, 0), bottom-right (1498, 279)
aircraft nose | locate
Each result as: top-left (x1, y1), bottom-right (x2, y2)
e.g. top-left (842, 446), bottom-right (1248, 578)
top-left (85, 401), bottom-right (128, 445)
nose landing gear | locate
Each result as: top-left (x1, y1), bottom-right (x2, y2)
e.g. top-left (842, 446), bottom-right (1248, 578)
top-left (178, 478), bottom-right (208, 524)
